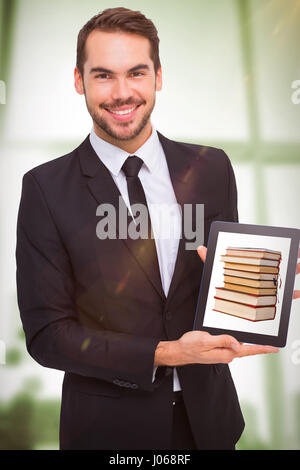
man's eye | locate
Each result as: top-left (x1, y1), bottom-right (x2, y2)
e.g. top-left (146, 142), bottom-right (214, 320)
top-left (95, 74), bottom-right (110, 79)
top-left (131, 71), bottom-right (144, 77)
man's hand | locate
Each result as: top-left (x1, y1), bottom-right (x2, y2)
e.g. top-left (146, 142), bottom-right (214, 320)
top-left (154, 330), bottom-right (278, 367)
top-left (177, 330), bottom-right (278, 364)
top-left (293, 248), bottom-right (300, 299)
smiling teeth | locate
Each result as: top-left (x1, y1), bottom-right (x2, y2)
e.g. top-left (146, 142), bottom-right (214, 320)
top-left (110, 106), bottom-right (137, 115)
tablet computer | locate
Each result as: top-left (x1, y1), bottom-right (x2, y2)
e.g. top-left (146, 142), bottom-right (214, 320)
top-left (193, 221), bottom-right (299, 347)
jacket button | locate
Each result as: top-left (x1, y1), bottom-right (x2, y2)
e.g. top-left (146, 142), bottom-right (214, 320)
top-left (165, 311), bottom-right (172, 320)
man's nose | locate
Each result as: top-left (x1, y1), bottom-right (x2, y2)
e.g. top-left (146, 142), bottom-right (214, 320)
top-left (111, 77), bottom-right (133, 101)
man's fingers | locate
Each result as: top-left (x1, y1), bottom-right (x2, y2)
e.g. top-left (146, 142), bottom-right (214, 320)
top-left (237, 344), bottom-right (279, 358)
top-left (296, 249), bottom-right (300, 274)
top-left (197, 245), bottom-right (207, 263)
top-left (293, 290), bottom-right (300, 299)
top-left (293, 249), bottom-right (299, 297)
top-left (206, 333), bottom-right (241, 353)
top-left (199, 333), bottom-right (279, 362)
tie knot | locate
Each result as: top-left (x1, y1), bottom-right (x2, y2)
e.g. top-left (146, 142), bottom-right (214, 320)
top-left (122, 155), bottom-right (144, 178)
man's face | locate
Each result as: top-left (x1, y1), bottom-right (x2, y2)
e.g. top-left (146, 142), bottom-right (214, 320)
top-left (75, 30), bottom-right (162, 142)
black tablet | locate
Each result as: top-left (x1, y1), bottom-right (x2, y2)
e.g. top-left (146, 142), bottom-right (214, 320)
top-left (193, 221), bottom-right (300, 347)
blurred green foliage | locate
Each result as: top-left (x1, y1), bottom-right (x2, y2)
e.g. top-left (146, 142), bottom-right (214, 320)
top-left (0, 392), bottom-right (36, 449)
top-left (294, 393), bottom-right (300, 448)
top-left (0, 366), bottom-right (299, 449)
top-left (1, 391), bottom-right (298, 450)
top-left (236, 402), bottom-right (270, 450)
top-left (0, 392), bottom-right (60, 450)
top-left (5, 347), bottom-right (23, 366)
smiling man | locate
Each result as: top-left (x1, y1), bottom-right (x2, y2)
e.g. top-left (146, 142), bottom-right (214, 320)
top-left (75, 25), bottom-right (161, 151)
top-left (16, 7), bottom-right (287, 451)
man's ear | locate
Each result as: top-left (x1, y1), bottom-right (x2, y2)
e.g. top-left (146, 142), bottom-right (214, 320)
top-left (74, 67), bottom-right (84, 95)
top-left (155, 67), bottom-right (162, 92)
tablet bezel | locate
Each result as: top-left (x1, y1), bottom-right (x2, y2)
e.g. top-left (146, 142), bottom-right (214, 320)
top-left (193, 221), bottom-right (300, 347)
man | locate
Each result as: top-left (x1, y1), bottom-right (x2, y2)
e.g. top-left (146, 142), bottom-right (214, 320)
top-left (16, 7), bottom-right (291, 450)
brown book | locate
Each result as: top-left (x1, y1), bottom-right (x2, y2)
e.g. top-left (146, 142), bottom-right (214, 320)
top-left (226, 247), bottom-right (281, 261)
top-left (223, 268), bottom-right (278, 281)
top-left (213, 298), bottom-right (276, 321)
top-left (223, 282), bottom-right (277, 296)
top-left (224, 275), bottom-right (277, 288)
top-left (221, 255), bottom-right (280, 267)
top-left (215, 287), bottom-right (276, 306)
top-left (224, 262), bottom-right (279, 274)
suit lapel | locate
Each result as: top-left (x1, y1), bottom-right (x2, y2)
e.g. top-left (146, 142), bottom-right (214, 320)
top-left (78, 135), bottom-right (166, 300)
top-left (78, 132), bottom-right (200, 304)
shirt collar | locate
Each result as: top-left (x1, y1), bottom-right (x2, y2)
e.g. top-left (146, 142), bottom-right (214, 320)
top-left (89, 125), bottom-right (160, 176)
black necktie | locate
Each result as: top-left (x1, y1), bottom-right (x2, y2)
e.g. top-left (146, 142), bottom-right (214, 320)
top-left (122, 156), bottom-right (167, 384)
top-left (122, 155), bottom-right (162, 290)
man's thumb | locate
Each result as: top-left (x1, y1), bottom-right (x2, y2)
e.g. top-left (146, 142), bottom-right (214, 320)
top-left (197, 245), bottom-right (207, 263)
top-left (212, 334), bottom-right (241, 352)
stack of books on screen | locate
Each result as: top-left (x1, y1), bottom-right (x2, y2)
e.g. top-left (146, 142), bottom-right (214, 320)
top-left (213, 247), bottom-right (281, 321)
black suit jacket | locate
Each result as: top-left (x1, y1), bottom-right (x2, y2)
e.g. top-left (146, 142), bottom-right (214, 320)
top-left (16, 131), bottom-right (244, 450)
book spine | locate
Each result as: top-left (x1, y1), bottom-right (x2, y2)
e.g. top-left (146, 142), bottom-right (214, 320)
top-left (214, 296), bottom-right (276, 308)
top-left (213, 309), bottom-right (277, 322)
top-left (222, 255), bottom-right (279, 266)
top-left (213, 308), bottom-right (275, 323)
top-left (215, 287), bottom-right (273, 298)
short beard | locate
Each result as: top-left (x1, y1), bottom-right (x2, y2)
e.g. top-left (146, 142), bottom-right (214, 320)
top-left (83, 81), bottom-right (156, 141)
top-left (89, 102), bottom-right (154, 141)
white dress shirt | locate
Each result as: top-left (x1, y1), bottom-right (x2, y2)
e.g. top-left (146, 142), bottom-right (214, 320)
top-left (89, 125), bottom-right (182, 391)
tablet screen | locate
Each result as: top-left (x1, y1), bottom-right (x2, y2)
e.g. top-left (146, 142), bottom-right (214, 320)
top-left (194, 221), bottom-right (299, 346)
top-left (202, 232), bottom-right (291, 337)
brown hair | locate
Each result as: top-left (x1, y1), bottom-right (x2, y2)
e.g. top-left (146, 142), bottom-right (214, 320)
top-left (76, 7), bottom-right (161, 77)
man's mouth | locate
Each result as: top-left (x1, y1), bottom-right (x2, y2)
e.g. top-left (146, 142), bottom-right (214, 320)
top-left (104, 104), bottom-right (142, 121)
top-left (108, 105), bottom-right (139, 115)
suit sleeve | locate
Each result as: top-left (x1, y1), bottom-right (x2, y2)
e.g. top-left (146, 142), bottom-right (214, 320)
top-left (16, 171), bottom-right (160, 392)
top-left (221, 150), bottom-right (239, 223)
